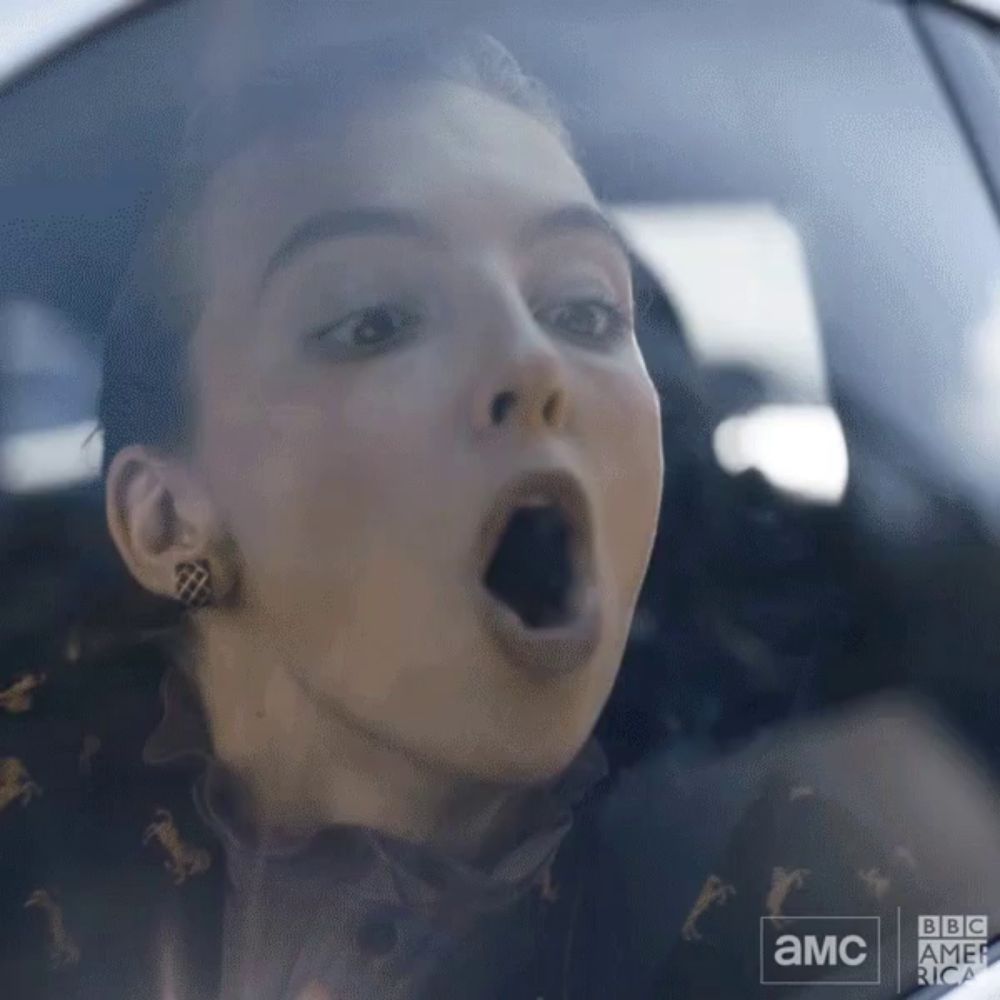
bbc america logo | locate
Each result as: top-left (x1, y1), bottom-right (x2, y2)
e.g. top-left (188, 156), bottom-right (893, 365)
top-left (917, 915), bottom-right (988, 987)
top-left (759, 912), bottom-right (990, 989)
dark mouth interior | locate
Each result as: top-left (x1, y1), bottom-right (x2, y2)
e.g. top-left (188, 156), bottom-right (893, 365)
top-left (484, 504), bottom-right (577, 628)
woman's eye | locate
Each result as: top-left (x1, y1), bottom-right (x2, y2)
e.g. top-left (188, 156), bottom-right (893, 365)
top-left (312, 304), bottom-right (420, 353)
top-left (538, 299), bottom-right (629, 345)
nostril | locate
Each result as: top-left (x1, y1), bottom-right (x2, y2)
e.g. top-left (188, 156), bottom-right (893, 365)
top-left (490, 390), bottom-right (517, 425)
top-left (542, 393), bottom-right (560, 426)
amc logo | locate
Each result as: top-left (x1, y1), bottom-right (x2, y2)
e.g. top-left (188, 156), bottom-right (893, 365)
top-left (760, 916), bottom-right (882, 985)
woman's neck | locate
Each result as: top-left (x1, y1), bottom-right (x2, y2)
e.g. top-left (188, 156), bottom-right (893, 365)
top-left (191, 619), bottom-right (534, 864)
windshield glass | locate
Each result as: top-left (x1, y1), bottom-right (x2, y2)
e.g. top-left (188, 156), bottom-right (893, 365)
top-left (3, 3), bottom-right (1000, 999)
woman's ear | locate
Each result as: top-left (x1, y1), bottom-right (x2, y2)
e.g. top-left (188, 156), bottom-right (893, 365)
top-left (105, 444), bottom-right (224, 602)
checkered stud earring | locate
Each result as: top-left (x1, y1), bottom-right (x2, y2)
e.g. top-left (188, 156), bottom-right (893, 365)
top-left (174, 559), bottom-right (214, 609)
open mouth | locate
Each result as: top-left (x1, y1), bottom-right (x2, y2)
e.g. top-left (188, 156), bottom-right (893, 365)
top-left (484, 502), bottom-right (577, 628)
top-left (479, 472), bottom-right (591, 631)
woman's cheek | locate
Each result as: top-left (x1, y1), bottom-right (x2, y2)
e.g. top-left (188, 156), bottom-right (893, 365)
top-left (591, 369), bottom-right (663, 586)
top-left (587, 361), bottom-right (661, 477)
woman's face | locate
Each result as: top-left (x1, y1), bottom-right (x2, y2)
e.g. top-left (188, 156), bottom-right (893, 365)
top-left (188, 81), bottom-right (663, 782)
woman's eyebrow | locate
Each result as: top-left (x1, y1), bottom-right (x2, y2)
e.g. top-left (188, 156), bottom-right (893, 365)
top-left (258, 207), bottom-right (444, 292)
top-left (257, 202), bottom-right (628, 296)
top-left (519, 204), bottom-right (630, 258)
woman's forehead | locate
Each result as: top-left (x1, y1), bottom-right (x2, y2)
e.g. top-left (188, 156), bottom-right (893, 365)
top-left (198, 81), bottom-right (596, 276)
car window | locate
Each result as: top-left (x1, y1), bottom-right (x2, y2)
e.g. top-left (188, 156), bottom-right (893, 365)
top-left (4, 3), bottom-right (1000, 999)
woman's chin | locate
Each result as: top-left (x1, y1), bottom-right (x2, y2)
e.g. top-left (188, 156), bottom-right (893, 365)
top-left (462, 730), bottom-right (595, 788)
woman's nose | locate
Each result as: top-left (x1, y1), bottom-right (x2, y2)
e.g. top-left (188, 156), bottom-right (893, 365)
top-left (472, 346), bottom-right (570, 436)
